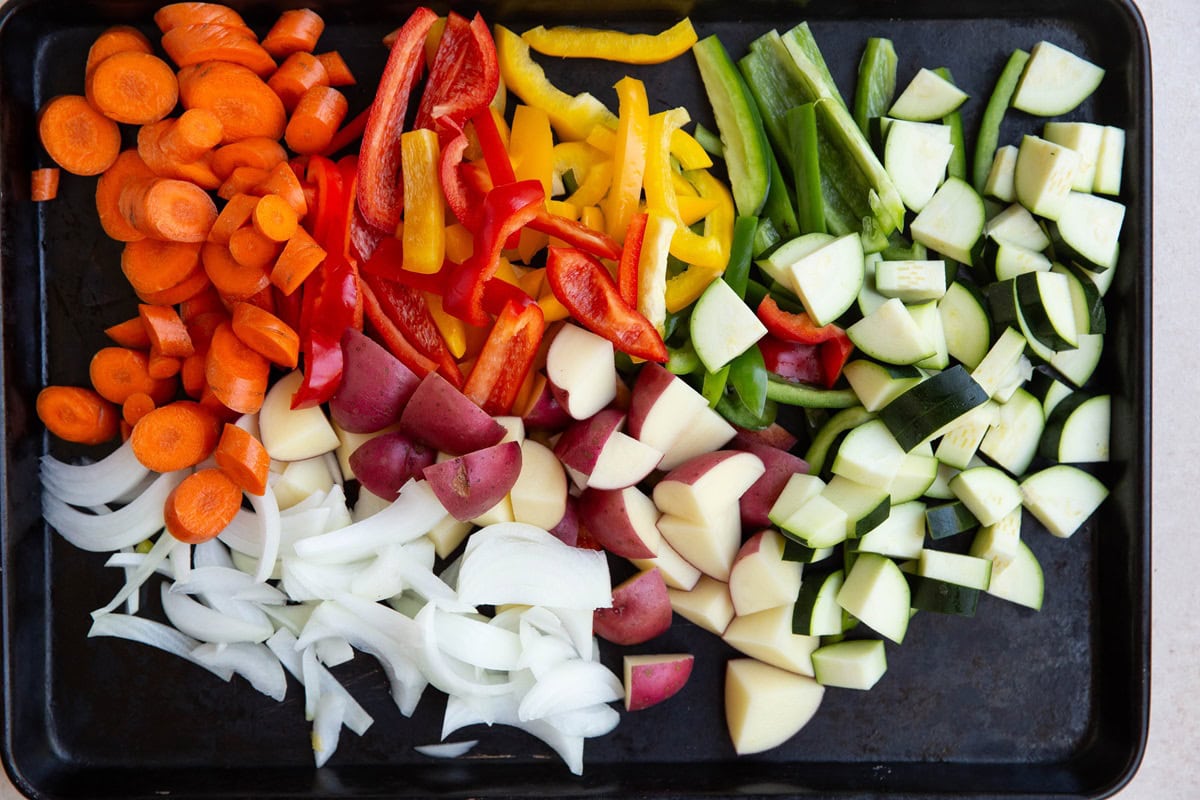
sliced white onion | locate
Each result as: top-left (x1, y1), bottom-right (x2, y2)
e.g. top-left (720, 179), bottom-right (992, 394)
top-left (301, 644), bottom-right (322, 721)
top-left (456, 524), bottom-right (611, 610)
top-left (312, 690), bottom-right (347, 767)
top-left (546, 607), bottom-right (595, 662)
top-left (190, 642), bottom-right (287, 701)
top-left (247, 486), bottom-right (281, 583)
top-left (160, 583), bottom-right (273, 643)
top-left (103, 551), bottom-right (172, 576)
top-left (264, 629), bottom-right (372, 735)
top-left (292, 480), bottom-right (446, 564)
top-left (351, 488), bottom-right (392, 522)
top-left (347, 545), bottom-right (409, 602)
top-left (441, 690), bottom-right (584, 776)
top-left (39, 438), bottom-right (150, 507)
top-left (279, 487), bottom-right (328, 515)
top-left (260, 602), bottom-right (315, 636)
top-left (169, 542), bottom-right (192, 583)
top-left (117, 547), bottom-right (140, 615)
top-left (88, 613), bottom-right (233, 682)
top-left (415, 603), bottom-right (515, 699)
top-left (405, 536), bottom-right (436, 571)
top-left (321, 451), bottom-right (344, 488)
top-left (315, 637), bottom-right (355, 667)
top-left (516, 628), bottom-right (577, 679)
top-left (92, 532), bottom-right (178, 617)
top-left (44, 470), bottom-right (186, 552)
top-left (414, 740), bottom-right (478, 758)
top-left (391, 548), bottom-right (469, 612)
top-left (384, 592), bottom-right (427, 619)
top-left (543, 704), bottom-right (620, 738)
top-left (434, 609), bottom-right (522, 672)
top-left (193, 539), bottom-right (235, 569)
top-left (281, 557), bottom-right (364, 602)
top-left (318, 484), bottom-right (353, 531)
top-left (516, 659), bottom-right (623, 722)
top-left (171, 566), bottom-right (287, 606)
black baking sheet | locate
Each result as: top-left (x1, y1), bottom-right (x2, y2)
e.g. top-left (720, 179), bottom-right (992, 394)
top-left (0, 0), bottom-right (1151, 797)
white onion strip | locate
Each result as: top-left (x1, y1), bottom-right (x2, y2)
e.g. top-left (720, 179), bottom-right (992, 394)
top-left (88, 613), bottom-right (234, 682)
top-left (415, 740), bottom-right (478, 758)
top-left (44, 470), bottom-right (186, 552)
top-left (265, 629), bottom-right (372, 735)
top-left (312, 691), bottom-right (347, 768)
top-left (170, 566), bottom-right (287, 606)
top-left (248, 485), bottom-right (281, 583)
top-left (292, 480), bottom-right (446, 564)
top-left (159, 583), bottom-right (273, 643)
top-left (190, 642), bottom-right (287, 702)
top-left (92, 532), bottom-right (177, 618)
top-left (39, 438), bottom-right (150, 507)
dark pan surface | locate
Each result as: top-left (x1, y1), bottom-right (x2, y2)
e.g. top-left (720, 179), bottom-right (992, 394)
top-left (0, 1), bottom-right (1150, 797)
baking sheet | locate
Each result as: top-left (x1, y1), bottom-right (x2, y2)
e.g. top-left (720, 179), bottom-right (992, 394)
top-left (0, 0), bottom-right (1151, 797)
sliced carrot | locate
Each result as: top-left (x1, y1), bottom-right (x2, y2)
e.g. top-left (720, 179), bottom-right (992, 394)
top-left (37, 94), bottom-right (120, 176)
top-left (137, 264), bottom-right (211, 306)
top-left (96, 150), bottom-right (156, 242)
top-left (218, 166), bottom-right (270, 200)
top-left (267, 52), bottom-right (329, 111)
top-left (253, 161), bottom-right (308, 216)
top-left (121, 391), bottom-right (157, 426)
top-left (137, 120), bottom-right (222, 190)
top-left (178, 61), bottom-right (287, 145)
top-left (162, 23), bottom-right (277, 76)
top-left (230, 301), bottom-right (299, 367)
top-left (138, 304), bottom-right (195, 358)
top-left (214, 423), bottom-right (270, 495)
top-left (251, 194), bottom-right (299, 243)
top-left (120, 238), bottom-right (203, 296)
top-left (37, 385), bottom-right (120, 445)
top-left (180, 350), bottom-right (208, 398)
top-left (285, 86), bottom-right (348, 156)
top-left (164, 467), bottom-right (242, 543)
top-left (201, 241), bottom-right (270, 300)
top-left (180, 285), bottom-right (225, 322)
top-left (30, 167), bottom-right (59, 201)
top-left (86, 25), bottom-right (154, 77)
top-left (104, 316), bottom-right (151, 349)
top-left (211, 137), bottom-right (288, 181)
top-left (159, 108), bottom-right (224, 163)
top-left (270, 226), bottom-right (326, 295)
top-left (315, 51), bottom-right (355, 87)
top-left (84, 51), bottom-right (178, 125)
top-left (185, 309), bottom-right (229, 347)
top-left (148, 351), bottom-right (183, 379)
top-left (208, 193), bottom-right (259, 245)
top-left (243, 284), bottom-right (278, 315)
top-left (130, 400), bottom-right (221, 472)
top-left (118, 176), bottom-right (218, 242)
top-left (89, 346), bottom-right (176, 405)
top-left (154, 3), bottom-right (253, 35)
top-left (205, 321), bottom-right (270, 414)
top-left (228, 226), bottom-right (281, 270)
top-left (261, 8), bottom-right (325, 58)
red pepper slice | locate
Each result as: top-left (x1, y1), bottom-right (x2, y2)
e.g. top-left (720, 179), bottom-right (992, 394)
top-left (463, 299), bottom-right (545, 415)
top-left (472, 107), bottom-right (516, 186)
top-left (528, 208), bottom-right (623, 261)
top-left (617, 211), bottom-right (648, 307)
top-left (440, 131), bottom-right (483, 230)
top-left (545, 246), bottom-right (669, 363)
top-left (356, 6), bottom-right (438, 232)
top-left (361, 237), bottom-right (453, 294)
top-left (757, 334), bottom-right (824, 386)
top-left (443, 180), bottom-right (545, 326)
top-left (414, 13), bottom-right (498, 138)
top-left (290, 328), bottom-right (343, 409)
top-left (481, 278), bottom-right (536, 317)
top-left (363, 272), bottom-right (464, 388)
top-left (756, 294), bottom-right (845, 344)
top-left (818, 332), bottom-right (855, 389)
top-left (361, 277), bottom-right (440, 378)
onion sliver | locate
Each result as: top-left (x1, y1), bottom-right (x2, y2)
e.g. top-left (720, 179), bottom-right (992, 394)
top-left (415, 603), bottom-right (516, 699)
top-left (516, 659), bottom-right (623, 722)
top-left (88, 613), bottom-right (234, 682)
top-left (193, 539), bottom-right (235, 569)
top-left (312, 690), bottom-right (347, 767)
top-left (160, 583), bottom-right (273, 643)
top-left (265, 629), bottom-right (373, 735)
top-left (44, 470), bottom-right (186, 552)
top-left (414, 740), bottom-right (478, 758)
top-left (40, 439), bottom-right (150, 507)
top-left (249, 486), bottom-right (281, 583)
top-left (171, 566), bottom-right (287, 605)
top-left (92, 532), bottom-right (177, 617)
top-left (292, 480), bottom-right (446, 564)
top-left (191, 642), bottom-right (287, 701)
top-left (434, 609), bottom-right (523, 671)
top-left (543, 704), bottom-right (621, 738)
top-left (441, 691), bottom-right (585, 776)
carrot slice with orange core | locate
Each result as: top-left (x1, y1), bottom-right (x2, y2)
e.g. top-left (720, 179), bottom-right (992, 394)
top-left (130, 400), bottom-right (221, 473)
top-left (165, 467), bottom-right (243, 543)
top-left (118, 177), bottom-right (218, 242)
top-left (285, 85), bottom-right (348, 156)
top-left (97, 150), bottom-right (157, 241)
top-left (268, 52), bottom-right (329, 111)
top-left (270, 226), bottom-right (325, 295)
top-left (214, 423), bottom-right (270, 495)
top-left (205, 322), bottom-right (270, 414)
top-left (154, 3), bottom-right (253, 34)
top-left (178, 61), bottom-right (286, 144)
top-left (315, 51), bottom-right (355, 87)
top-left (104, 316), bottom-right (151, 349)
top-left (228, 226), bottom-right (282, 270)
top-left (85, 51), bottom-right (179, 125)
top-left (121, 239), bottom-right (203, 295)
top-left (37, 386), bottom-right (120, 445)
top-left (208, 193), bottom-right (259, 245)
top-left (139, 304), bottom-right (195, 358)
top-left (201, 241), bottom-right (271, 300)
top-left (231, 301), bottom-right (300, 368)
top-left (162, 23), bottom-right (277, 76)
top-left (38, 95), bottom-right (121, 176)
top-left (86, 25), bottom-right (154, 76)
top-left (211, 137), bottom-right (288, 181)
top-left (121, 391), bottom-right (157, 427)
top-left (31, 168), bottom-right (59, 201)
top-left (252, 194), bottom-right (299, 242)
top-left (262, 9), bottom-right (325, 58)
top-left (89, 346), bottom-right (177, 405)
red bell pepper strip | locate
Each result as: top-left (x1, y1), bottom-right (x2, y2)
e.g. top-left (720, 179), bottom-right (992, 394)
top-left (319, 105), bottom-right (371, 158)
top-left (819, 332), bottom-right (855, 389)
top-left (443, 180), bottom-right (545, 326)
top-left (463, 299), bottom-right (545, 415)
top-left (363, 272), bottom-right (464, 388)
top-left (757, 334), bottom-right (824, 387)
top-left (545, 246), bottom-right (669, 363)
top-left (357, 6), bottom-right (438, 232)
top-left (414, 12), bottom-right (499, 139)
top-left (481, 278), bottom-right (536, 317)
top-left (473, 107), bottom-right (516, 186)
top-left (440, 132), bottom-right (483, 231)
top-left (361, 237), bottom-right (453, 294)
top-left (305, 154), bottom-right (344, 251)
top-left (617, 211), bottom-right (648, 307)
top-left (290, 328), bottom-right (343, 409)
top-left (756, 294), bottom-right (845, 344)
top-left (528, 208), bottom-right (623, 261)
top-left (361, 278), bottom-right (440, 378)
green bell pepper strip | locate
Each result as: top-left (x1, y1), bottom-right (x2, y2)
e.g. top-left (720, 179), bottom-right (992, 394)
top-left (853, 38), bottom-right (897, 136)
top-left (729, 345), bottom-right (769, 417)
top-left (972, 49), bottom-right (1031, 193)
top-left (803, 405), bottom-right (876, 473)
top-left (702, 365), bottom-right (731, 409)
top-left (717, 392), bottom-right (778, 430)
top-left (723, 215), bottom-right (761, 299)
top-left (935, 67), bottom-right (968, 181)
top-left (786, 103), bottom-right (826, 235)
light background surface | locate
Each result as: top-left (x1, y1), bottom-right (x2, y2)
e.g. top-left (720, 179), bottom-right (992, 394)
top-left (0, 0), bottom-right (1194, 797)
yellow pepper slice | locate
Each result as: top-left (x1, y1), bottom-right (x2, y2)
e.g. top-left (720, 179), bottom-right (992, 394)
top-left (553, 142), bottom-right (611, 209)
top-left (444, 223), bottom-right (474, 264)
top-left (603, 76), bottom-right (649, 243)
top-left (677, 195), bottom-right (719, 226)
top-left (423, 291), bottom-right (467, 359)
top-left (494, 25), bottom-right (617, 141)
top-left (400, 129), bottom-right (444, 273)
top-left (665, 169), bottom-right (735, 312)
top-left (519, 19), bottom-right (698, 65)
top-left (579, 205), bottom-right (605, 234)
top-left (637, 209), bottom-right (678, 336)
top-left (510, 104), bottom-right (555, 198)
top-left (588, 124), bottom-right (713, 171)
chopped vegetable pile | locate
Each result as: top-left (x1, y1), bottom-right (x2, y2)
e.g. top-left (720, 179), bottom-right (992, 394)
top-left (33, 1), bottom-right (1123, 774)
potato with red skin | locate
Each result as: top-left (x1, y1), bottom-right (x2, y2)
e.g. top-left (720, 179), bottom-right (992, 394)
top-left (624, 653), bottom-right (695, 711)
top-left (422, 440), bottom-right (521, 521)
top-left (735, 440), bottom-right (810, 529)
top-left (593, 567), bottom-right (672, 646)
top-left (577, 486), bottom-right (661, 559)
top-left (329, 327), bottom-right (419, 434)
top-left (399, 371), bottom-right (505, 455)
top-left (519, 374), bottom-right (573, 432)
top-left (348, 432), bottom-right (436, 499)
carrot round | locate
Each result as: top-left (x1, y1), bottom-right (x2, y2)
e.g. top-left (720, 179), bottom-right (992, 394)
top-left (120, 238), bottom-right (203, 295)
top-left (180, 350), bottom-right (208, 398)
top-left (139, 304), bottom-right (195, 358)
top-left (254, 161), bottom-right (308, 216)
top-left (285, 86), bottom-right (348, 156)
top-left (148, 352), bottom-right (183, 380)
top-left (267, 52), bottom-right (329, 111)
top-left (251, 194), bottom-right (298, 242)
top-left (201, 241), bottom-right (270, 300)
top-left (130, 400), bottom-right (221, 472)
top-left (136, 121), bottom-right (222, 190)
top-left (89, 346), bottom-right (176, 405)
top-left (37, 95), bottom-right (120, 176)
top-left (230, 301), bottom-right (299, 367)
top-left (86, 25), bottom-right (154, 76)
top-left (160, 109), bottom-right (224, 163)
top-left (262, 8), bottom-right (325, 58)
top-left (96, 150), bottom-right (157, 242)
top-left (164, 467), bottom-right (243, 543)
top-left (30, 167), bottom-right (60, 202)
top-left (315, 51), bottom-right (355, 87)
top-left (85, 51), bottom-right (179, 125)
top-left (137, 265), bottom-right (211, 306)
top-left (228, 226), bottom-right (281, 270)
top-left (178, 61), bottom-right (286, 145)
top-left (217, 166), bottom-right (270, 200)
top-left (162, 23), bottom-right (277, 76)
top-left (214, 423), bottom-right (270, 495)
top-left (37, 385), bottom-right (120, 445)
top-left (118, 177), bottom-right (217, 242)
top-left (208, 192), bottom-right (259, 245)
top-left (180, 286), bottom-right (225, 322)
top-left (121, 391), bottom-right (157, 426)
top-left (104, 316), bottom-right (151, 349)
top-left (205, 321), bottom-right (270, 413)
top-left (154, 3), bottom-right (252, 35)
top-left (270, 225), bottom-right (326, 295)
top-left (211, 137), bottom-right (287, 180)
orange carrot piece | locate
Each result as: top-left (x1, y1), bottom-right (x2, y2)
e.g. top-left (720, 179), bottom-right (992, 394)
top-left (228, 226), bottom-right (281, 270)
top-left (205, 321), bottom-right (270, 414)
top-left (181, 285), bottom-right (225, 322)
top-left (154, 3), bottom-right (252, 35)
top-left (214, 423), bottom-right (270, 495)
top-left (164, 467), bottom-right (242, 543)
top-left (37, 385), bottom-right (120, 445)
top-left (253, 161), bottom-right (308, 216)
top-left (261, 9), bottom-right (325, 59)
top-left (267, 52), bottom-right (329, 111)
top-left (211, 137), bottom-right (288, 181)
top-left (180, 350), bottom-right (208, 398)
top-left (130, 400), bottom-right (221, 472)
top-left (121, 391), bottom-right (157, 426)
top-left (230, 301), bottom-right (299, 367)
top-left (118, 176), bottom-right (218, 242)
top-left (138, 303), bottom-right (195, 358)
top-left (251, 194), bottom-right (299, 242)
top-left (30, 167), bottom-right (59, 201)
top-left (96, 150), bottom-right (156, 242)
top-left (201, 241), bottom-right (271, 300)
top-left (86, 25), bottom-right (154, 76)
top-left (89, 346), bottom-right (176, 405)
top-left (285, 85), bottom-right (348, 156)
top-left (159, 108), bottom-right (224, 163)
top-left (84, 51), bottom-right (178, 125)
top-left (148, 351), bottom-right (183, 379)
top-left (37, 95), bottom-right (120, 176)
top-left (162, 23), bottom-right (277, 77)
top-left (244, 285), bottom-right (278, 315)
top-left (104, 316), bottom-right (151, 349)
top-left (218, 166), bottom-right (270, 200)
top-left (120, 238), bottom-right (203, 295)
top-left (270, 226), bottom-right (326, 295)
top-left (136, 120), bottom-right (222, 190)
top-left (178, 61), bottom-right (286, 145)
top-left (185, 309), bottom-right (229, 347)
top-left (315, 51), bottom-right (355, 87)
top-left (208, 192), bottom-right (259, 245)
top-left (137, 264), bottom-right (211, 306)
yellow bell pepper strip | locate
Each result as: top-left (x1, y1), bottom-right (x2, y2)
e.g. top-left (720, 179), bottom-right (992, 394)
top-left (636, 209), bottom-right (678, 337)
top-left (677, 195), bottom-right (719, 226)
top-left (519, 19), bottom-right (698, 65)
top-left (579, 205), bottom-right (605, 233)
top-left (664, 169), bottom-right (735, 312)
top-left (400, 129), bottom-right (445, 273)
top-left (423, 290), bottom-right (467, 358)
top-left (494, 25), bottom-right (617, 141)
top-left (553, 141), bottom-right (610, 208)
top-left (510, 104), bottom-right (555, 197)
top-left (603, 76), bottom-right (649, 243)
top-left (586, 125), bottom-right (712, 172)
top-left (444, 223), bottom-right (474, 263)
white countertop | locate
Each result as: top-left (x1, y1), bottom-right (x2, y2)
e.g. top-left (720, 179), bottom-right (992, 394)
top-left (3, 0), bottom-right (1196, 797)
